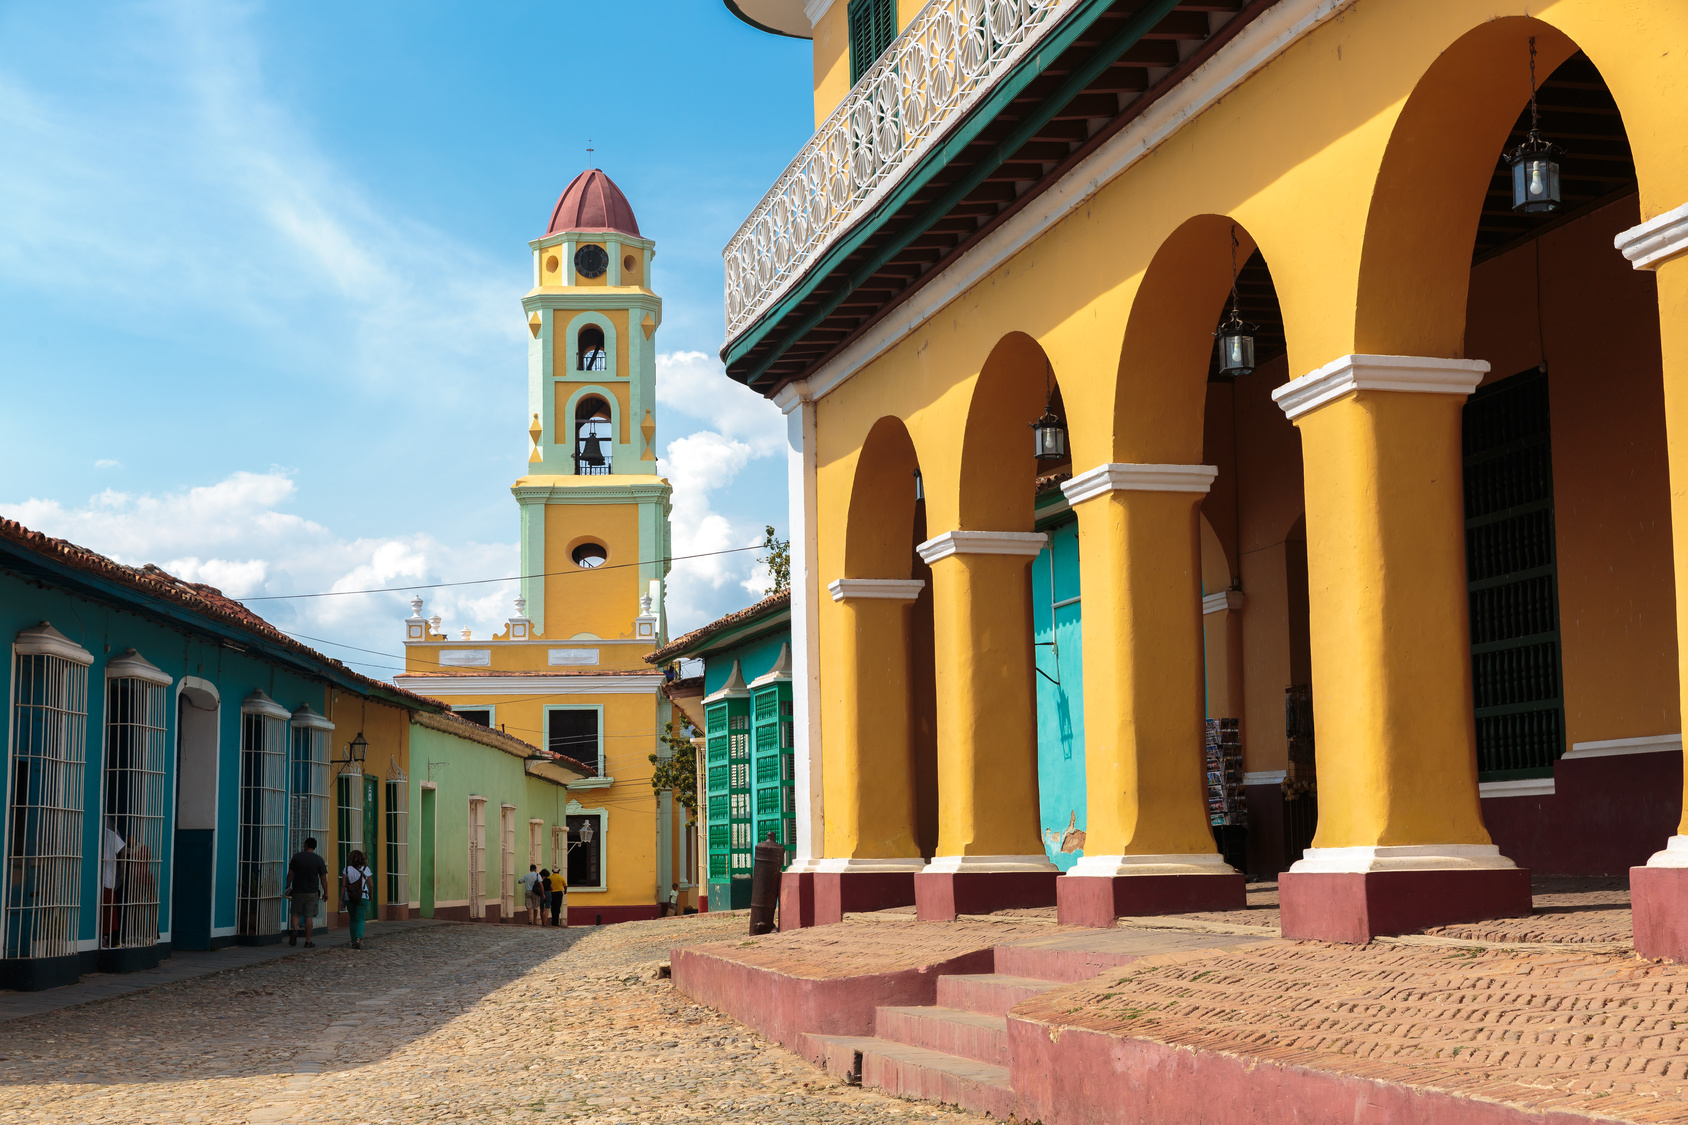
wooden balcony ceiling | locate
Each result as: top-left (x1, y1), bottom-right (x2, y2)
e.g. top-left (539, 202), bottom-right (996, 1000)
top-left (726, 0), bottom-right (1272, 394)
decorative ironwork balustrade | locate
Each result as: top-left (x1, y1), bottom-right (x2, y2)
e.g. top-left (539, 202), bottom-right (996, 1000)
top-left (724, 0), bottom-right (1078, 340)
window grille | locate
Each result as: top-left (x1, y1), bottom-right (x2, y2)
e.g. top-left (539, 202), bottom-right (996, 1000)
top-left (529, 818), bottom-right (543, 868)
top-left (5, 625), bottom-right (92, 962)
top-left (577, 325), bottom-right (607, 371)
top-left (551, 824), bottom-right (564, 873)
top-left (1463, 368), bottom-right (1565, 778)
top-left (751, 684), bottom-right (795, 865)
top-left (468, 797), bottom-right (487, 918)
top-left (237, 692), bottom-right (289, 938)
top-left (385, 764), bottom-right (408, 907)
top-left (548, 708), bottom-right (601, 773)
top-left (101, 652), bottom-right (170, 951)
top-left (500, 805), bottom-right (517, 919)
top-left (336, 766), bottom-right (364, 902)
top-left (289, 707), bottom-right (331, 924)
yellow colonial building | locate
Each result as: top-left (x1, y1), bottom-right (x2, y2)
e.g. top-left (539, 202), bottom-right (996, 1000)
top-left (724, 0), bottom-right (1688, 950)
top-left (400, 169), bottom-right (684, 924)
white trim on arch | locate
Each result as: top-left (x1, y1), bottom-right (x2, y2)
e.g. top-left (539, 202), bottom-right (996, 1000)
top-left (560, 311), bottom-right (619, 379)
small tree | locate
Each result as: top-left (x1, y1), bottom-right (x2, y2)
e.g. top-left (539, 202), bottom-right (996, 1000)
top-left (649, 717), bottom-right (699, 826)
top-left (762, 525), bottom-right (790, 595)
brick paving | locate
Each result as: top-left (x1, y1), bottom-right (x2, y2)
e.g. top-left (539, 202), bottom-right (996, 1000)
top-left (0, 915), bottom-right (994, 1124)
top-left (1012, 939), bottom-right (1688, 1123)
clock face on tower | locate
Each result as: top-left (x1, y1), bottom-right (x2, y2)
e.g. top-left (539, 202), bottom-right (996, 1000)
top-left (574, 244), bottom-right (609, 279)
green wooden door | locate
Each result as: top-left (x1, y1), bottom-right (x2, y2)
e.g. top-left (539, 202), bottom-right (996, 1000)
top-left (363, 775), bottom-right (380, 906)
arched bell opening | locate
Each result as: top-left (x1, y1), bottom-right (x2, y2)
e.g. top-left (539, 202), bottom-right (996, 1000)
top-left (577, 325), bottom-right (607, 372)
top-left (572, 396), bottom-right (613, 476)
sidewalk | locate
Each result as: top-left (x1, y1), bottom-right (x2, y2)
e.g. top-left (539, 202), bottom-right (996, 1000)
top-left (0, 918), bottom-right (450, 1022)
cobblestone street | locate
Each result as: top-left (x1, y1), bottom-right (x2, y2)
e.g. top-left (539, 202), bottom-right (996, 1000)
top-left (0, 915), bottom-right (988, 1125)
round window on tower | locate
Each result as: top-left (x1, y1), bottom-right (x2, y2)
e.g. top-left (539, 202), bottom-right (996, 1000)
top-left (545, 254), bottom-right (559, 274)
top-left (574, 244), bottom-right (609, 279)
top-left (572, 542), bottom-right (608, 569)
top-left (623, 254), bottom-right (637, 277)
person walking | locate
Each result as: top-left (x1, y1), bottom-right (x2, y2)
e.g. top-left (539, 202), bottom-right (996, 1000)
top-left (664, 882), bottom-right (679, 918)
top-left (548, 866), bottom-right (567, 928)
top-left (342, 849), bottom-right (374, 950)
top-left (285, 837), bottom-right (329, 948)
top-left (521, 865), bottom-right (545, 925)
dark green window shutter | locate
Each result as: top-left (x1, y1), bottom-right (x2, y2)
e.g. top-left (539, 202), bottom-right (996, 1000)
top-left (1463, 368), bottom-right (1565, 779)
top-left (848, 0), bottom-right (897, 84)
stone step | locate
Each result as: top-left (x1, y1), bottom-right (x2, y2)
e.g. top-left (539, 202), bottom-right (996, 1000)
top-left (804, 1033), bottom-right (1017, 1117)
top-left (875, 1004), bottom-right (1009, 1066)
top-left (936, 972), bottom-right (1061, 1017)
top-left (993, 940), bottom-right (1148, 983)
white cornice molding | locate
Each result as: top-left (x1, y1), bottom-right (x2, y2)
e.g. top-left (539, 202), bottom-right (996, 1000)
top-left (290, 704), bottom-right (335, 731)
top-left (1062, 463), bottom-right (1217, 505)
top-left (922, 853), bottom-right (1059, 874)
top-left (1565, 733), bottom-right (1682, 760)
top-left (396, 675), bottom-right (664, 697)
top-left (804, 0), bottom-right (836, 26)
top-left (14, 623), bottom-right (94, 665)
top-left (1063, 852), bottom-right (1236, 877)
top-left (1272, 355), bottom-right (1489, 422)
top-left (104, 648), bottom-right (172, 686)
top-left (1202, 590), bottom-right (1244, 615)
top-left (789, 0), bottom-right (1359, 406)
top-left (771, 379), bottom-right (813, 415)
top-left (828, 578), bottom-right (927, 602)
top-left (241, 689), bottom-right (292, 719)
top-left (916, 530), bottom-right (1048, 564)
top-left (1615, 201), bottom-right (1688, 270)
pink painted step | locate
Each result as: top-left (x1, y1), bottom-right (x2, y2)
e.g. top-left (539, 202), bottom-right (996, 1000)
top-left (875, 1005), bottom-right (1009, 1066)
top-left (936, 972), bottom-right (1061, 1017)
top-left (804, 1033), bottom-right (1018, 1118)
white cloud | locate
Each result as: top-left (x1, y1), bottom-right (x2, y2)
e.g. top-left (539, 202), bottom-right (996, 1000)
top-left (94, 460), bottom-right (121, 470)
top-left (0, 471), bottom-right (519, 677)
top-left (656, 351), bottom-right (786, 456)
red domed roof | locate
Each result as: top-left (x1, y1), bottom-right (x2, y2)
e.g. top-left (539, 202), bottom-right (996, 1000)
top-left (545, 169), bottom-right (640, 237)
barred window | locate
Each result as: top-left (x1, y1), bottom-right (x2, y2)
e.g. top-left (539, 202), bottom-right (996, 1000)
top-left (385, 767), bottom-right (409, 907)
top-left (289, 706), bottom-right (332, 924)
top-left (5, 625), bottom-right (92, 962)
top-left (102, 651), bottom-right (171, 952)
top-left (237, 691), bottom-right (289, 938)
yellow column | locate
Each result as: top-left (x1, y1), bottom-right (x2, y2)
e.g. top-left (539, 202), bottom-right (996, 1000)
top-left (822, 580), bottom-right (925, 864)
top-left (1274, 356), bottom-right (1514, 866)
top-left (915, 532), bottom-right (1054, 869)
top-left (1619, 209), bottom-right (1688, 959)
top-left (1053, 468), bottom-right (1244, 925)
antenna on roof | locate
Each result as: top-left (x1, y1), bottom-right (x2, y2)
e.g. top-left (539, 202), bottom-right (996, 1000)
top-left (586, 138), bottom-right (595, 168)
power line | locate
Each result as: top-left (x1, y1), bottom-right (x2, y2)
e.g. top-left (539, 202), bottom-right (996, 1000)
top-left (239, 543), bottom-right (766, 602)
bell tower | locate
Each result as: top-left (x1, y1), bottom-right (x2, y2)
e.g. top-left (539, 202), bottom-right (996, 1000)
top-left (513, 168), bottom-right (672, 654)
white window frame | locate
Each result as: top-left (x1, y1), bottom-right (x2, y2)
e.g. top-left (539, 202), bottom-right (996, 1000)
top-left (289, 706), bottom-right (332, 926)
top-left (385, 763), bottom-right (408, 909)
top-left (4, 624), bottom-right (93, 963)
top-left (467, 796), bottom-right (487, 919)
top-left (101, 650), bottom-right (172, 952)
top-left (237, 691), bottom-right (290, 939)
top-left (563, 800), bottom-right (608, 893)
top-left (499, 804), bottom-right (517, 920)
top-left (452, 705), bottom-right (496, 730)
top-left (543, 704), bottom-right (605, 775)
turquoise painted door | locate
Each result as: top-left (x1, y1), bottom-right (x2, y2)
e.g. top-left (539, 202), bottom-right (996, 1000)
top-left (1032, 517), bottom-right (1086, 871)
top-left (420, 787), bottom-right (435, 918)
top-left (363, 775), bottom-right (379, 907)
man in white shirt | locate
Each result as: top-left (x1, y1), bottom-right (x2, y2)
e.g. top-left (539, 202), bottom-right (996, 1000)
top-left (520, 865), bottom-right (545, 925)
top-left (102, 823), bottom-right (125, 947)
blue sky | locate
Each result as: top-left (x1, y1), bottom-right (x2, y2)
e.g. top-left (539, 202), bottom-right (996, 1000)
top-left (0, 1), bottom-right (812, 677)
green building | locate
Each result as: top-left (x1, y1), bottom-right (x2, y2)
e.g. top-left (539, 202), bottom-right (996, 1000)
top-left (646, 592), bottom-right (792, 912)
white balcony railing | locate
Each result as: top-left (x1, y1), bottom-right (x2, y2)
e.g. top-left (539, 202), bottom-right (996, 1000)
top-left (724, 0), bottom-right (1080, 343)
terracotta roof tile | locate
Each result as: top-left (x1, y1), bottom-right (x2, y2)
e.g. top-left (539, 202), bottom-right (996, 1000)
top-left (645, 589), bottom-right (790, 665)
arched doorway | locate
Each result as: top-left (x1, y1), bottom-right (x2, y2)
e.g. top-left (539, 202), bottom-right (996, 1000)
top-left (171, 679), bottom-right (219, 951)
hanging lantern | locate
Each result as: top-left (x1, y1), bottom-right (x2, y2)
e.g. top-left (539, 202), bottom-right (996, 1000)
top-left (1214, 227), bottom-right (1256, 380)
top-left (1032, 411), bottom-right (1067, 462)
top-left (1507, 37), bottom-right (1562, 215)
top-left (1030, 364), bottom-right (1067, 462)
top-left (1215, 309), bottom-right (1256, 380)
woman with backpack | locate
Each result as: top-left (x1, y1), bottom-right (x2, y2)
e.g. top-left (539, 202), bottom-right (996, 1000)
top-left (342, 849), bottom-right (374, 950)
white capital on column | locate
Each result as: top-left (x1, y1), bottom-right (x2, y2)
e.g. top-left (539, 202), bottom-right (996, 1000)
top-left (1616, 201), bottom-right (1688, 271)
top-left (1061, 463), bottom-right (1217, 505)
top-left (828, 578), bottom-right (926, 602)
top-left (916, 530), bottom-right (1047, 564)
top-left (1272, 355), bottom-right (1489, 422)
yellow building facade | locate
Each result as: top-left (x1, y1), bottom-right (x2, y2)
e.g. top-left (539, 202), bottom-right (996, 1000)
top-left (400, 169), bottom-right (684, 924)
top-left (725, 0), bottom-right (1688, 947)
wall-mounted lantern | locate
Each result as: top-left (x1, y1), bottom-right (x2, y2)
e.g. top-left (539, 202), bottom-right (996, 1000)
top-left (1030, 364), bottom-right (1068, 462)
top-left (335, 731), bottom-right (369, 766)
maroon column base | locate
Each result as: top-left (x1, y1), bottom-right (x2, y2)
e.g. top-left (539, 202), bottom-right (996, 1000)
top-left (779, 871), bottom-right (816, 931)
top-left (1055, 872), bottom-right (1247, 928)
top-left (915, 871), bottom-right (1059, 922)
top-left (1630, 864), bottom-right (1688, 960)
top-left (813, 871), bottom-right (917, 926)
top-left (1280, 867), bottom-right (1532, 943)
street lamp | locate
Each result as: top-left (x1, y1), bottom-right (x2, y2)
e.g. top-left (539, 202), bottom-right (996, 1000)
top-left (334, 731), bottom-right (368, 766)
